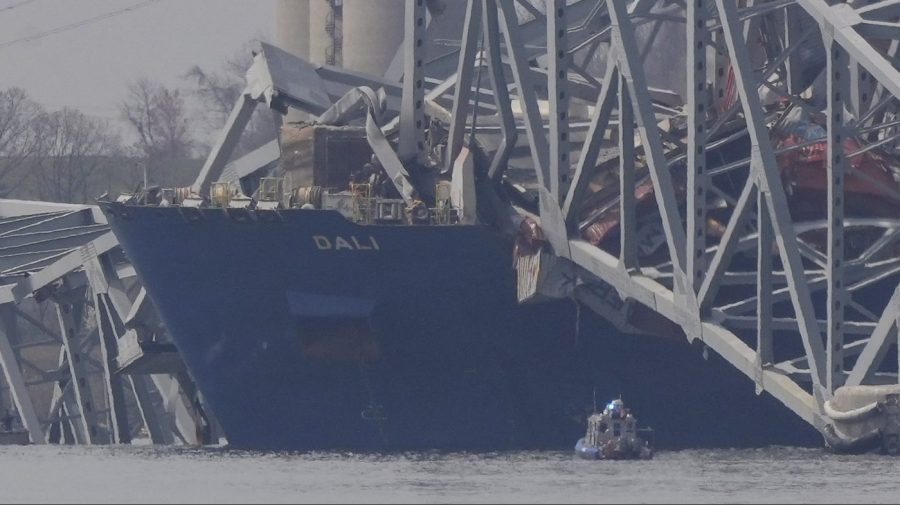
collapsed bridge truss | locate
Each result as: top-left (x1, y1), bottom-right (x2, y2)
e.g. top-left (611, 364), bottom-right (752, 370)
top-left (407, 0), bottom-right (900, 447)
top-left (202, 0), bottom-right (900, 448)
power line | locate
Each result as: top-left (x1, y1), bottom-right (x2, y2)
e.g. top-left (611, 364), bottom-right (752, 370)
top-left (0, 0), bottom-right (39, 15)
top-left (0, 0), bottom-right (163, 51)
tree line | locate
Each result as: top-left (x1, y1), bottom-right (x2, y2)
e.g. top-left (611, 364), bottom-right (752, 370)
top-left (0, 41), bottom-right (275, 204)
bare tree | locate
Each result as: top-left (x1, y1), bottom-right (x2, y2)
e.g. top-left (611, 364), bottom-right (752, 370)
top-left (120, 78), bottom-right (197, 187)
top-left (121, 78), bottom-right (195, 160)
top-left (32, 108), bottom-right (120, 203)
top-left (183, 63), bottom-right (242, 128)
top-left (0, 88), bottom-right (44, 197)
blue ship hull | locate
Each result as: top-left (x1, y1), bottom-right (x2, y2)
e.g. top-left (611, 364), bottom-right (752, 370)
top-left (100, 204), bottom-right (820, 451)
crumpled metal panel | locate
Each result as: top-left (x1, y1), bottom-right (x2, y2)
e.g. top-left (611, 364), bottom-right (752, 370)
top-left (317, 87), bottom-right (388, 126)
top-left (247, 43), bottom-right (333, 115)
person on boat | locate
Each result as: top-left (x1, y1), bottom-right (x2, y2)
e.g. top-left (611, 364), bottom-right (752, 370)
top-left (609, 399), bottom-right (625, 419)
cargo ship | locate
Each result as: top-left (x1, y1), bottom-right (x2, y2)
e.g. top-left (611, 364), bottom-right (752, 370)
top-left (98, 102), bottom-right (823, 452)
top-left (97, 1), bottom-right (900, 452)
top-left (99, 180), bottom-right (820, 451)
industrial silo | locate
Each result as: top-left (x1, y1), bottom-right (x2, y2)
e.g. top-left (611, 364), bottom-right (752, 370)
top-left (341, 0), bottom-right (404, 78)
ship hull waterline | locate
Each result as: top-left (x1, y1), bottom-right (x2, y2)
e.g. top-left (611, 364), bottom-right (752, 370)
top-left (100, 203), bottom-right (820, 451)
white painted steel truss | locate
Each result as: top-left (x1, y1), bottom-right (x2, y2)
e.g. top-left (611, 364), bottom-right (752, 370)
top-left (424, 0), bottom-right (900, 439)
top-left (0, 204), bottom-right (212, 445)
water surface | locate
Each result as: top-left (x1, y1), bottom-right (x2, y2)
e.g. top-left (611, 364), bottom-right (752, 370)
top-left (0, 445), bottom-right (896, 503)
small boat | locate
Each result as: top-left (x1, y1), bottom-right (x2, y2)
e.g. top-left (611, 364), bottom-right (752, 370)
top-left (575, 398), bottom-right (653, 460)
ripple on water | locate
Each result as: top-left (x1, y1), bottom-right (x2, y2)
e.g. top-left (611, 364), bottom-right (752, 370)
top-left (0, 445), bottom-right (896, 503)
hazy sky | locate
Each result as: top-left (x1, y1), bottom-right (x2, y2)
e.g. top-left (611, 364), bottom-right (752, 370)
top-left (0, 0), bottom-right (276, 121)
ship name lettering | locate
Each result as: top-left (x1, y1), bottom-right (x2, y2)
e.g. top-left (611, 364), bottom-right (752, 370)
top-left (313, 235), bottom-right (380, 251)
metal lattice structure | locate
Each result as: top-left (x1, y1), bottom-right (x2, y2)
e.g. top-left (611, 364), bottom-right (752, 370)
top-left (0, 201), bottom-right (214, 445)
top-left (190, 0), bottom-right (900, 449)
top-left (402, 0), bottom-right (900, 447)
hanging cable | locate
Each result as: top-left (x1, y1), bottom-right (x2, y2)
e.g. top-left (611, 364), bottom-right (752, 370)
top-left (0, 0), bottom-right (39, 15)
top-left (0, 0), bottom-right (162, 51)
